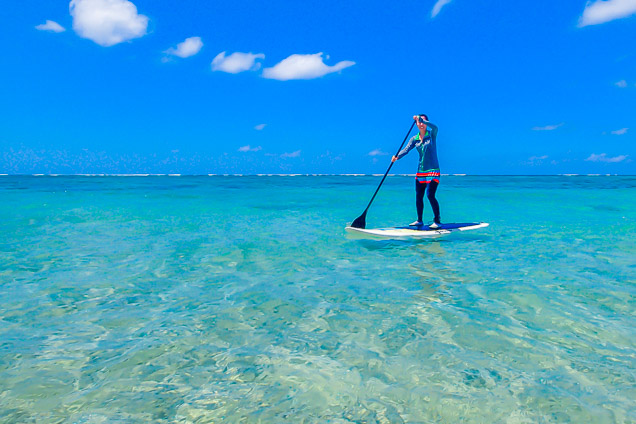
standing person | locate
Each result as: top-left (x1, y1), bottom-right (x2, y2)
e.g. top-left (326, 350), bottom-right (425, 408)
top-left (392, 114), bottom-right (441, 228)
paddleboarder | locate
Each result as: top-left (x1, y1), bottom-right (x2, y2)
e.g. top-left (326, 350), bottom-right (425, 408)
top-left (392, 114), bottom-right (441, 228)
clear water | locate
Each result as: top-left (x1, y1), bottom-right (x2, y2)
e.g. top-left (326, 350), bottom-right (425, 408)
top-left (0, 176), bottom-right (634, 423)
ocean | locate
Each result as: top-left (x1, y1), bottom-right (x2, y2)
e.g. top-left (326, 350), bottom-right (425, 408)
top-left (0, 175), bottom-right (634, 423)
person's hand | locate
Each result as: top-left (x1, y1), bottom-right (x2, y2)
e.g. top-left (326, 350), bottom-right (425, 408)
top-left (413, 115), bottom-right (419, 122)
top-left (391, 156), bottom-right (397, 163)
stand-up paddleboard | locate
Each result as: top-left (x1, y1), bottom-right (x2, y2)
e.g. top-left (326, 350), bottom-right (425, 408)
top-left (345, 222), bottom-right (489, 240)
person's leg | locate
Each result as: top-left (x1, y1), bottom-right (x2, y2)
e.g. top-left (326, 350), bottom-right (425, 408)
top-left (427, 180), bottom-right (441, 224)
top-left (415, 179), bottom-right (425, 223)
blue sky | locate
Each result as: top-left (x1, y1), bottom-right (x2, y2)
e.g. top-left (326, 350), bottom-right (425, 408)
top-left (1, 0), bottom-right (635, 174)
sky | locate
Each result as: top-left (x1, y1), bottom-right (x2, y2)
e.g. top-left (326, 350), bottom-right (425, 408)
top-left (1, 0), bottom-right (635, 175)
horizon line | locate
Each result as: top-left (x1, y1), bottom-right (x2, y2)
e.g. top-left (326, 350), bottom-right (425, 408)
top-left (0, 173), bottom-right (633, 177)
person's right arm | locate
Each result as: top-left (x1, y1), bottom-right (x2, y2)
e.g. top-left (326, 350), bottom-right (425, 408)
top-left (392, 137), bottom-right (415, 162)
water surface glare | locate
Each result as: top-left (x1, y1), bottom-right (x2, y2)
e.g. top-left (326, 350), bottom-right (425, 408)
top-left (0, 176), bottom-right (634, 422)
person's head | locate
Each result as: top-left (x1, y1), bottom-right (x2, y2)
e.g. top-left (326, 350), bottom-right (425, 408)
top-left (416, 114), bottom-right (429, 131)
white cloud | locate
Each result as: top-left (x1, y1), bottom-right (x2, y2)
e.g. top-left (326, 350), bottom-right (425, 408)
top-left (527, 155), bottom-right (549, 166)
top-left (615, 79), bottom-right (628, 87)
top-left (238, 145), bottom-right (262, 152)
top-left (579, 0), bottom-right (636, 27)
top-left (368, 149), bottom-right (388, 156)
top-left (431, 0), bottom-right (453, 18)
top-left (165, 36), bottom-right (203, 58)
top-left (69, 0), bottom-right (148, 47)
top-left (281, 150), bottom-right (301, 158)
top-left (611, 128), bottom-right (628, 135)
top-left (532, 123), bottom-right (564, 131)
top-left (262, 53), bottom-right (355, 81)
top-left (254, 124), bottom-right (266, 131)
top-left (585, 153), bottom-right (629, 162)
top-left (319, 151), bottom-right (344, 162)
top-left (36, 20), bottom-right (66, 33)
top-left (211, 52), bottom-right (265, 73)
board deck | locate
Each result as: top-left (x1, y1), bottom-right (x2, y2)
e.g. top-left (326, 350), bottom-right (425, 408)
top-left (345, 222), bottom-right (489, 240)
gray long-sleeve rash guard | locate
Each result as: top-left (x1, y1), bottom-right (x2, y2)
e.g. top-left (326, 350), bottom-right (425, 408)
top-left (396, 120), bottom-right (440, 173)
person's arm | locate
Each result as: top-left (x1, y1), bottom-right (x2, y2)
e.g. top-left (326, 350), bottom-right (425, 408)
top-left (421, 120), bottom-right (438, 139)
top-left (392, 137), bottom-right (416, 162)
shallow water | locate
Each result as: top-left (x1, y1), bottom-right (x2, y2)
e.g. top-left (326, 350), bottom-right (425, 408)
top-left (0, 176), bottom-right (634, 423)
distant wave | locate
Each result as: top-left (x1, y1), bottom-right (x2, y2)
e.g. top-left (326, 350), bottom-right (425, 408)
top-left (3, 173), bottom-right (629, 177)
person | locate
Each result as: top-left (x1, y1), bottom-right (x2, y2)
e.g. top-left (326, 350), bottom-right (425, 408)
top-left (392, 114), bottom-right (441, 228)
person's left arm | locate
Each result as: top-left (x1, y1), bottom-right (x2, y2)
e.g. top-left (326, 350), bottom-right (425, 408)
top-left (422, 120), bottom-right (438, 140)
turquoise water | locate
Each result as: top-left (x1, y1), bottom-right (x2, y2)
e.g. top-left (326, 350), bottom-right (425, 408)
top-left (0, 175), bottom-right (634, 423)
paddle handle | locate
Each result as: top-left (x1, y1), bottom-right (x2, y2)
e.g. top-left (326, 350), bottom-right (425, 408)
top-left (362, 120), bottom-right (416, 213)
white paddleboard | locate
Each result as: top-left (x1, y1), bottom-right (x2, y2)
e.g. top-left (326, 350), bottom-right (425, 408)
top-left (345, 222), bottom-right (489, 240)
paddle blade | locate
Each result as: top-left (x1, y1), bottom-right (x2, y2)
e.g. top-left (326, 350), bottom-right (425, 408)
top-left (350, 211), bottom-right (367, 229)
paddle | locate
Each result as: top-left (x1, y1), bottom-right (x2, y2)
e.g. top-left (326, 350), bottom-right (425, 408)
top-left (350, 120), bottom-right (417, 229)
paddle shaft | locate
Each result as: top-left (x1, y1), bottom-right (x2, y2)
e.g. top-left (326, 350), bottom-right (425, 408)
top-left (360, 121), bottom-right (416, 215)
